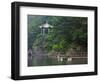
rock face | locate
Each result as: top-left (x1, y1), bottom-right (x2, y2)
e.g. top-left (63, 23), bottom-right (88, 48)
top-left (28, 49), bottom-right (33, 66)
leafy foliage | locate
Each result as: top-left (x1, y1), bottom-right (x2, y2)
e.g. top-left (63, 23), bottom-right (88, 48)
top-left (28, 15), bottom-right (87, 54)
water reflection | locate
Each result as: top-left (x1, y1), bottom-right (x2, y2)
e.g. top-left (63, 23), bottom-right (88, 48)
top-left (28, 55), bottom-right (87, 66)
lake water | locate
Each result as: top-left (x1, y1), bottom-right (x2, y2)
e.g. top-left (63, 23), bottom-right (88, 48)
top-left (28, 55), bottom-right (87, 66)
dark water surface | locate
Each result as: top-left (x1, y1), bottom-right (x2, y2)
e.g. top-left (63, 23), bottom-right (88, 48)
top-left (28, 55), bottom-right (87, 66)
